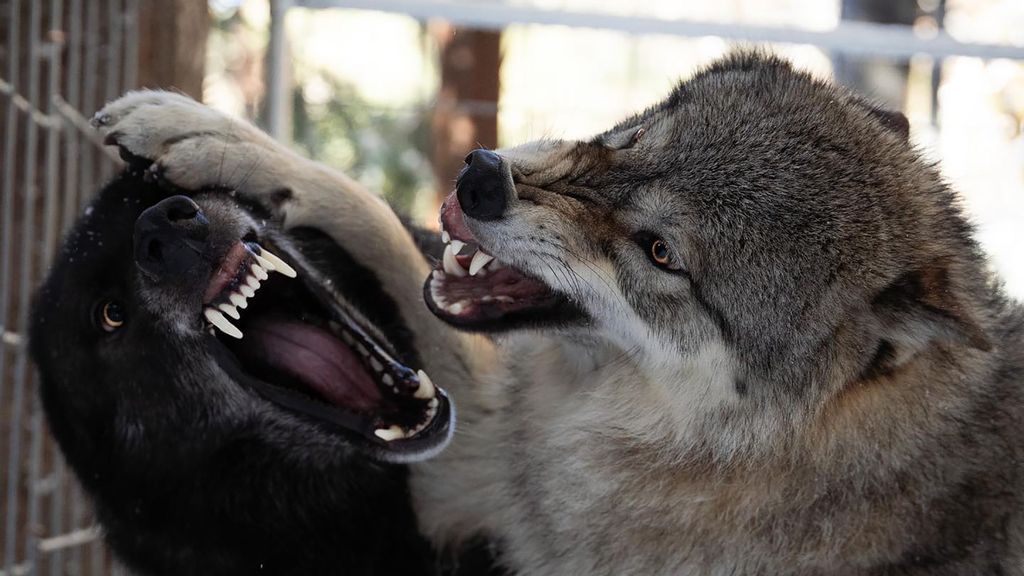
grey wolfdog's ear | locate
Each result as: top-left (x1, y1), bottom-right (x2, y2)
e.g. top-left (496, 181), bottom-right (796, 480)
top-left (869, 263), bottom-right (991, 372)
top-left (850, 95), bottom-right (910, 142)
top-left (868, 107), bottom-right (910, 141)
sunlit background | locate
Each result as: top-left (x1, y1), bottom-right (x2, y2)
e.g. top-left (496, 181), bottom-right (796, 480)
top-left (206, 0), bottom-right (1024, 298)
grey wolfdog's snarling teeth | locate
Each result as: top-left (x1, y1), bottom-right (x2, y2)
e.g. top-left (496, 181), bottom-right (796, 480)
top-left (442, 243), bottom-right (467, 277)
top-left (202, 243), bottom-right (298, 339)
top-left (468, 251), bottom-right (494, 276)
top-left (438, 223), bottom-right (504, 280)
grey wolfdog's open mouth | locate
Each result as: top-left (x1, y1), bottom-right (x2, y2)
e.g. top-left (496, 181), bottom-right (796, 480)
top-left (201, 236), bottom-right (451, 455)
top-left (423, 191), bottom-right (577, 331)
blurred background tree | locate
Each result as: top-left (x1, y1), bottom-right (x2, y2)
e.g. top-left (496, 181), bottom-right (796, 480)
top-left (291, 74), bottom-right (434, 215)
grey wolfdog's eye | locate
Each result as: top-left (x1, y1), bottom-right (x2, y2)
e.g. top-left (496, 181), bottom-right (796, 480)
top-left (636, 233), bottom-right (686, 274)
top-left (97, 300), bottom-right (126, 333)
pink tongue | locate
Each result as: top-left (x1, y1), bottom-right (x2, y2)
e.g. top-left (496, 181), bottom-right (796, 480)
top-left (440, 190), bottom-right (476, 241)
top-left (236, 319), bottom-right (382, 411)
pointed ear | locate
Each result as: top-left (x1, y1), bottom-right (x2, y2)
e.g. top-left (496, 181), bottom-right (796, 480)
top-left (868, 107), bottom-right (910, 142)
top-left (869, 264), bottom-right (991, 371)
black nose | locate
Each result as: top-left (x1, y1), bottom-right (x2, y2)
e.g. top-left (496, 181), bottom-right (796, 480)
top-left (456, 149), bottom-right (509, 221)
top-left (134, 195), bottom-right (209, 281)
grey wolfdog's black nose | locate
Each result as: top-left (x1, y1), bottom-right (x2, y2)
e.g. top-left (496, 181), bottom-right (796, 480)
top-left (457, 149), bottom-right (509, 221)
top-left (134, 195), bottom-right (210, 280)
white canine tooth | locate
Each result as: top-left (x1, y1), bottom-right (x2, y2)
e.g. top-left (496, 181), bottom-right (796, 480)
top-left (246, 275), bottom-right (260, 290)
top-left (432, 269), bottom-right (444, 280)
top-left (450, 239), bottom-right (465, 255)
top-left (239, 284), bottom-right (256, 298)
top-left (251, 264), bottom-right (269, 281)
top-left (429, 398), bottom-right (439, 409)
top-left (204, 308), bottom-right (243, 339)
top-left (415, 369), bottom-right (436, 399)
top-left (253, 253), bottom-right (276, 272)
top-left (218, 303), bottom-right (240, 320)
top-left (370, 358), bottom-right (383, 372)
top-left (443, 244), bottom-right (466, 277)
top-left (258, 249), bottom-right (298, 278)
top-left (448, 301), bottom-right (464, 315)
top-left (374, 425), bottom-right (405, 442)
top-left (441, 230), bottom-right (450, 244)
top-left (229, 292), bottom-right (248, 309)
top-left (468, 251), bottom-right (494, 276)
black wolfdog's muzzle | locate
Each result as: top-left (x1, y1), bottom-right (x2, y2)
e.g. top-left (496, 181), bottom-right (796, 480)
top-left (134, 195), bottom-right (210, 281)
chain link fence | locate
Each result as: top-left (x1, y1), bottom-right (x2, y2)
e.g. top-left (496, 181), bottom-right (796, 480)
top-left (0, 0), bottom-right (134, 573)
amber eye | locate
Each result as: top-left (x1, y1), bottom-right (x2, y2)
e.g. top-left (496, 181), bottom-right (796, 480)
top-left (99, 301), bottom-right (125, 332)
top-left (635, 232), bottom-right (685, 274)
top-left (650, 239), bottom-right (672, 266)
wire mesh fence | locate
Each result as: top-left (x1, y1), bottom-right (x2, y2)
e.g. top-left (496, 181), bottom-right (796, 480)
top-left (0, 0), bottom-right (135, 573)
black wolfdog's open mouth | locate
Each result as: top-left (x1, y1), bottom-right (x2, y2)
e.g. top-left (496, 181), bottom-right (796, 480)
top-left (202, 237), bottom-right (451, 457)
top-left (424, 191), bottom-right (577, 331)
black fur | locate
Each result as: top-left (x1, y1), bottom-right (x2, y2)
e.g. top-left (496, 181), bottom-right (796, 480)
top-left (29, 174), bottom-right (493, 575)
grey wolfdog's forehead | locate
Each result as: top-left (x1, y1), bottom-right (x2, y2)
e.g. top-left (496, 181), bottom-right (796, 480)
top-left (510, 53), bottom-right (956, 259)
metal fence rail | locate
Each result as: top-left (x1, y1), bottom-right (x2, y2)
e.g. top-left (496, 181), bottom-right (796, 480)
top-left (264, 0), bottom-right (1024, 139)
top-left (0, 0), bottom-right (133, 573)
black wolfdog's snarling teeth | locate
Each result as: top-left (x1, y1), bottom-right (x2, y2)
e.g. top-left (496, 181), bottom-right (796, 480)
top-left (200, 235), bottom-right (448, 448)
top-left (252, 245), bottom-right (298, 278)
top-left (373, 369), bottom-right (439, 441)
top-left (202, 241), bottom-right (296, 339)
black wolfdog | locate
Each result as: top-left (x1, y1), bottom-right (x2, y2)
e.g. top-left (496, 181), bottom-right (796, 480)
top-left (29, 169), bottom-right (494, 575)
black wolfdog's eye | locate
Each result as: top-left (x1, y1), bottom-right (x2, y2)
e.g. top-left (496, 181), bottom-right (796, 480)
top-left (98, 300), bottom-right (125, 332)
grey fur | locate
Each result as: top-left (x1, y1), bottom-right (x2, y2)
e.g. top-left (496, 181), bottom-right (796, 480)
top-left (418, 52), bottom-right (1024, 575)
top-left (96, 52), bottom-right (1024, 575)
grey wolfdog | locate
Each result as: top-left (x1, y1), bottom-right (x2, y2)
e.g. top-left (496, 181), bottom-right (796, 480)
top-left (91, 52), bottom-right (1024, 575)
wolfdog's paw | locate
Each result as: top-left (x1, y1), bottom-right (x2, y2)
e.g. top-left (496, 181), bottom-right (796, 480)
top-left (94, 90), bottom-right (274, 193)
